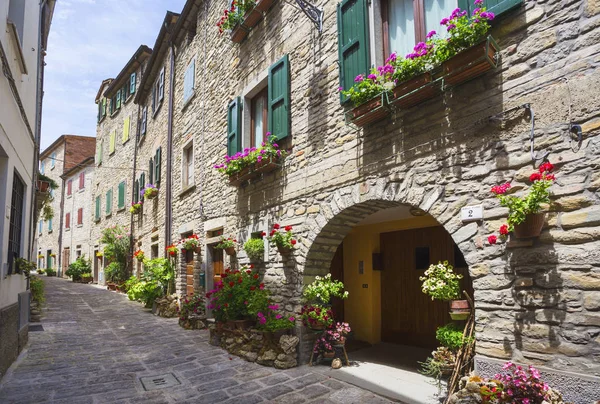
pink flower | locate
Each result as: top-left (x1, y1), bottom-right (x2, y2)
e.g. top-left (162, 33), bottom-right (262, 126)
top-left (491, 183), bottom-right (511, 195)
top-left (289, 316), bottom-right (295, 322)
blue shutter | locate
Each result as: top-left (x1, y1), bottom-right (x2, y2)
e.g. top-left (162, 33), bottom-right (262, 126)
top-left (130, 72), bottom-right (136, 94)
top-left (337, 0), bottom-right (370, 104)
top-left (227, 97), bottom-right (242, 156)
top-left (458, 0), bottom-right (522, 17)
top-left (184, 60), bottom-right (195, 102)
top-left (158, 67), bottom-right (165, 101)
top-left (48, 218), bottom-right (53, 231)
top-left (268, 55), bottom-right (291, 141)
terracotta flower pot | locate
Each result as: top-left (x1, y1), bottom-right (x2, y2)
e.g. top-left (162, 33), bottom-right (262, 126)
top-left (442, 35), bottom-right (500, 87)
top-left (277, 244), bottom-right (292, 255)
top-left (323, 351), bottom-right (335, 359)
top-left (225, 246), bottom-right (236, 256)
top-left (37, 180), bottom-right (50, 193)
top-left (513, 213), bottom-right (545, 239)
top-left (349, 95), bottom-right (389, 127)
top-left (308, 322), bottom-right (326, 331)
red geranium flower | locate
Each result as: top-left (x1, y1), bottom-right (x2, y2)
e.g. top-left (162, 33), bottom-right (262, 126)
top-left (284, 225), bottom-right (292, 232)
top-left (259, 283), bottom-right (265, 290)
top-left (250, 286), bottom-right (256, 291)
top-left (291, 239), bottom-right (297, 245)
top-left (261, 232), bottom-right (266, 237)
top-left (529, 172), bottom-right (542, 182)
top-left (273, 224), bottom-right (280, 230)
top-left (499, 224), bottom-right (509, 236)
top-left (229, 281), bottom-right (235, 287)
top-left (488, 235), bottom-right (497, 244)
top-left (238, 278), bottom-right (243, 283)
top-left (253, 274), bottom-right (259, 279)
top-left (539, 161), bottom-right (554, 173)
top-left (246, 270), bottom-right (252, 274)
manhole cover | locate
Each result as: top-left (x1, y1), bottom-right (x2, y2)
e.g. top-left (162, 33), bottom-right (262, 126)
top-left (139, 374), bottom-right (180, 391)
top-left (29, 324), bottom-right (44, 332)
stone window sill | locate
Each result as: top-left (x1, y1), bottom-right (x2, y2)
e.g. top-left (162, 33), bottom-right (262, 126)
top-left (179, 184), bottom-right (196, 198)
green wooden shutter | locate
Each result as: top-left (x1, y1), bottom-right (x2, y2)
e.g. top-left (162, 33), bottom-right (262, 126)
top-left (155, 148), bottom-right (161, 185)
top-left (116, 90), bottom-right (121, 109)
top-left (98, 102), bottom-right (102, 122)
top-left (106, 189), bottom-right (112, 214)
top-left (227, 97), bottom-right (242, 156)
top-left (130, 72), bottom-right (136, 94)
top-left (268, 55), bottom-right (290, 141)
top-left (102, 98), bottom-right (106, 116)
top-left (118, 181), bottom-right (125, 209)
top-left (134, 180), bottom-right (139, 203)
top-left (337, 0), bottom-right (370, 104)
top-left (458, 0), bottom-right (522, 17)
top-left (95, 196), bottom-right (100, 220)
top-left (140, 173), bottom-right (146, 190)
top-left (148, 158), bottom-right (154, 185)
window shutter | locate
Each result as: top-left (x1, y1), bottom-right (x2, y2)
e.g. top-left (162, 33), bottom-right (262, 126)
top-left (106, 189), bottom-right (112, 214)
top-left (159, 67), bottom-right (165, 101)
top-left (155, 147), bottom-right (162, 185)
top-left (95, 196), bottom-right (100, 220)
top-left (116, 90), bottom-right (121, 109)
top-left (79, 172), bottom-right (85, 189)
top-left (122, 84), bottom-right (128, 101)
top-left (458, 0), bottom-right (522, 17)
top-left (149, 158), bottom-right (154, 185)
top-left (140, 173), bottom-right (146, 191)
top-left (102, 98), bottom-right (106, 116)
top-left (141, 107), bottom-right (147, 135)
top-left (152, 87), bottom-right (157, 113)
top-left (67, 180), bottom-right (72, 195)
top-left (48, 218), bottom-right (53, 231)
top-left (123, 116), bottom-right (130, 143)
top-left (39, 220), bottom-right (42, 234)
top-left (227, 97), bottom-right (242, 156)
top-left (134, 180), bottom-right (139, 203)
top-left (268, 55), bottom-right (291, 141)
top-left (65, 213), bottom-right (70, 229)
top-left (77, 208), bottom-right (83, 225)
top-left (130, 72), bottom-right (136, 94)
top-left (99, 140), bottom-right (104, 163)
top-left (118, 181), bottom-right (125, 209)
top-left (109, 131), bottom-right (116, 154)
top-left (337, 0), bottom-right (370, 104)
top-left (184, 60), bottom-right (195, 102)
top-left (98, 102), bottom-right (102, 122)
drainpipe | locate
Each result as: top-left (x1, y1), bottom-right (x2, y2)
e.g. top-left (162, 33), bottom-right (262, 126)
top-left (164, 40), bottom-right (175, 257)
top-left (130, 67), bottom-right (144, 276)
top-left (56, 139), bottom-right (66, 276)
top-left (29, 0), bottom-right (49, 263)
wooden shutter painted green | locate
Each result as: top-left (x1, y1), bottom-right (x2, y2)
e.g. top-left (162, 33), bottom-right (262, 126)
top-left (155, 148), bottom-right (161, 185)
top-left (106, 189), bottom-right (112, 214)
top-left (337, 0), bottom-right (370, 104)
top-left (140, 173), bottom-right (146, 190)
top-left (98, 102), bottom-right (102, 122)
top-left (116, 90), bottom-right (121, 109)
top-left (458, 0), bottom-right (522, 17)
top-left (118, 181), bottom-right (125, 209)
top-left (134, 180), bottom-right (139, 203)
top-left (148, 158), bottom-right (154, 185)
top-left (268, 55), bottom-right (290, 141)
top-left (158, 67), bottom-right (165, 101)
top-left (102, 98), bottom-right (106, 116)
top-left (130, 72), bottom-right (136, 94)
top-left (227, 97), bottom-right (242, 156)
top-left (95, 196), bottom-right (101, 220)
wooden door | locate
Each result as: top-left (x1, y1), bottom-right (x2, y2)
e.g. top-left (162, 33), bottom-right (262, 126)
top-left (330, 243), bottom-right (345, 322)
top-left (185, 250), bottom-right (195, 296)
top-left (93, 252), bottom-right (99, 282)
top-left (381, 226), bottom-right (470, 349)
top-left (212, 248), bottom-right (224, 286)
top-left (62, 248), bottom-right (70, 278)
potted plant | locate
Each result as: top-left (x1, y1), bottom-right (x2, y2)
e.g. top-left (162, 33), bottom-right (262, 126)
top-left (142, 184), bottom-right (159, 200)
top-left (37, 254), bottom-right (44, 259)
top-left (15, 258), bottom-right (36, 277)
top-left (268, 224), bottom-right (297, 255)
top-left (65, 256), bottom-right (91, 282)
top-left (313, 333), bottom-right (335, 359)
top-left (300, 304), bottom-right (334, 330)
top-left (50, 253), bottom-right (56, 258)
top-left (96, 251), bottom-right (103, 258)
top-left (489, 161), bottom-right (555, 240)
top-left (419, 261), bottom-right (467, 320)
top-left (256, 304), bottom-right (295, 341)
top-left (216, 0), bottom-right (256, 43)
top-left (46, 268), bottom-right (56, 276)
top-left (341, 70), bottom-right (391, 127)
top-left (81, 273), bottom-right (93, 283)
top-left (166, 244), bottom-right (179, 258)
top-left (130, 201), bottom-right (143, 214)
top-left (37, 173), bottom-right (55, 193)
top-left (215, 236), bottom-right (237, 256)
top-left (134, 250), bottom-right (145, 263)
top-left (243, 236), bottom-right (265, 261)
top-left (180, 234), bottom-right (201, 254)
top-left (303, 273), bottom-right (349, 305)
top-left (327, 322), bottom-right (351, 346)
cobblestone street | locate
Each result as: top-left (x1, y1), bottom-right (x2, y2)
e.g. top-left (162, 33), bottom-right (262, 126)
top-left (0, 278), bottom-right (396, 404)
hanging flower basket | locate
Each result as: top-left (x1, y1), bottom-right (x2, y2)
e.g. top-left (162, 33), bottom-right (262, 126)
top-left (277, 244), bottom-right (292, 255)
top-left (449, 299), bottom-right (470, 321)
top-left (347, 93), bottom-right (389, 127)
top-left (255, 0), bottom-right (275, 13)
top-left (389, 72), bottom-right (440, 109)
top-left (442, 35), bottom-right (500, 87)
top-left (513, 213), bottom-right (546, 239)
top-left (37, 180), bottom-right (50, 193)
top-left (143, 184), bottom-right (159, 200)
top-left (130, 202), bottom-right (143, 214)
top-left (230, 24), bottom-right (249, 43)
top-left (225, 246), bottom-right (236, 256)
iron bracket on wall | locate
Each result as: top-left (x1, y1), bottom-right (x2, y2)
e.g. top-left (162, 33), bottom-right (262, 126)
top-left (294, 0), bottom-right (323, 33)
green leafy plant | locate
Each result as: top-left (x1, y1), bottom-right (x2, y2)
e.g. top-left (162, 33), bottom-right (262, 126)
top-left (243, 237), bottom-right (264, 261)
top-left (268, 224), bottom-right (297, 250)
top-left (216, 0), bottom-right (257, 33)
top-left (300, 304), bottom-right (334, 328)
top-left (30, 276), bottom-right (45, 305)
top-left (436, 323), bottom-right (470, 351)
top-left (100, 225), bottom-right (130, 283)
top-left (15, 258), bottom-right (36, 277)
top-left (215, 236), bottom-right (237, 250)
top-left (341, 66), bottom-right (393, 107)
top-left (256, 303), bottom-right (295, 332)
top-left (303, 273), bottom-right (348, 305)
top-left (179, 294), bottom-right (205, 320)
top-left (206, 265), bottom-right (269, 322)
top-left (37, 173), bottom-right (59, 221)
top-left (45, 268), bottom-right (56, 276)
top-left (419, 261), bottom-right (462, 301)
top-left (65, 256), bottom-right (91, 282)
top-left (130, 201), bottom-right (143, 214)
top-left (104, 262), bottom-right (123, 283)
top-left (125, 258), bottom-right (174, 307)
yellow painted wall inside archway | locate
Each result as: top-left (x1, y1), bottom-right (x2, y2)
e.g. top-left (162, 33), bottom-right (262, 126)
top-left (342, 216), bottom-right (440, 345)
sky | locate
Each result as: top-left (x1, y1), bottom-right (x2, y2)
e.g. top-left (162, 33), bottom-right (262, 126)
top-left (40, 0), bottom-right (187, 150)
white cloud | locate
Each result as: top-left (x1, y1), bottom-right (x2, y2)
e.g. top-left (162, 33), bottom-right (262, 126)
top-left (40, 0), bottom-right (187, 148)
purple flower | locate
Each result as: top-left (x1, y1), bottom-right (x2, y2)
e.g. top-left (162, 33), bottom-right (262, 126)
top-left (354, 74), bottom-right (364, 83)
top-left (272, 143), bottom-right (279, 148)
top-left (367, 73), bottom-right (377, 81)
top-left (474, 0), bottom-right (483, 5)
top-left (447, 24), bottom-right (456, 31)
top-left (275, 314), bottom-right (282, 319)
top-left (268, 304), bottom-right (279, 310)
top-left (257, 156), bottom-right (262, 162)
top-left (450, 7), bottom-right (461, 19)
top-left (481, 11), bottom-right (495, 20)
top-left (472, 7), bottom-right (481, 15)
top-left (260, 149), bottom-right (266, 154)
top-left (440, 17), bottom-right (449, 25)
top-left (426, 30), bottom-right (436, 39)
top-left (337, 86), bottom-right (343, 92)
top-left (382, 64), bottom-right (394, 74)
top-left (385, 52), bottom-right (397, 64)
top-left (276, 150), bottom-right (281, 156)
top-left (259, 317), bottom-right (266, 325)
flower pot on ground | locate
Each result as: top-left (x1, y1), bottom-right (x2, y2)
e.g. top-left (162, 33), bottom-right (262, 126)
top-left (108, 282), bottom-right (117, 291)
top-left (442, 35), bottom-right (500, 87)
top-left (389, 72), bottom-right (440, 109)
top-left (512, 213), bottom-right (546, 239)
top-left (323, 351), bottom-right (335, 359)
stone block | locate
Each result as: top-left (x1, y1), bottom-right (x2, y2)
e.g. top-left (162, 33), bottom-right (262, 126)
top-left (583, 291), bottom-right (600, 310)
top-left (561, 206), bottom-right (600, 229)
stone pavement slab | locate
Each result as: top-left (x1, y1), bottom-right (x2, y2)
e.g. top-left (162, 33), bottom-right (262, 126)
top-left (0, 278), bottom-right (400, 403)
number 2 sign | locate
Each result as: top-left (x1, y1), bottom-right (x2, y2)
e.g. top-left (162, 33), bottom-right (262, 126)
top-left (461, 205), bottom-right (483, 222)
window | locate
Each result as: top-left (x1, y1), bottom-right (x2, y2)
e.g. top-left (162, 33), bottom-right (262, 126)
top-left (77, 208), bottom-right (83, 225)
top-left (134, 180), bottom-right (140, 204)
top-left (141, 107), bottom-right (148, 135)
top-left (251, 89), bottom-right (268, 147)
top-left (118, 181), bottom-right (126, 210)
top-left (95, 196), bottom-right (101, 221)
top-left (109, 131), bottom-right (116, 154)
top-left (106, 189), bottom-right (113, 215)
top-left (7, 172), bottom-right (24, 274)
top-left (38, 220), bottom-right (43, 234)
top-left (122, 83), bottom-right (129, 103)
top-left (79, 172), bottom-right (85, 190)
top-left (51, 152), bottom-right (56, 169)
top-left (96, 140), bottom-right (103, 165)
top-left (149, 158), bottom-right (154, 186)
top-left (67, 180), bottom-right (73, 196)
top-left (183, 142), bottom-right (194, 188)
top-left (130, 72), bottom-right (137, 95)
top-left (123, 116), bottom-right (130, 143)
top-left (8, 0), bottom-right (25, 47)
top-left (65, 212), bottom-right (71, 229)
top-left (183, 59), bottom-right (196, 104)
top-left (48, 218), bottom-right (53, 232)
top-left (116, 90), bottom-right (122, 109)
top-left (40, 161), bottom-right (45, 174)
top-left (152, 67), bottom-right (165, 115)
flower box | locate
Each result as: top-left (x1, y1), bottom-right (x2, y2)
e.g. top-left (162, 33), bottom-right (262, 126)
top-left (228, 157), bottom-right (280, 186)
top-left (347, 94), bottom-right (389, 127)
top-left (442, 35), bottom-right (500, 87)
top-left (230, 24), bottom-right (249, 43)
top-left (513, 213), bottom-right (545, 239)
top-left (145, 188), bottom-right (159, 200)
top-left (255, 0), bottom-right (275, 13)
top-left (228, 166), bottom-right (253, 186)
top-left (254, 156), bottom-right (279, 174)
top-left (243, 7), bottom-right (263, 29)
top-left (389, 72), bottom-right (440, 109)
top-left (37, 180), bottom-right (50, 193)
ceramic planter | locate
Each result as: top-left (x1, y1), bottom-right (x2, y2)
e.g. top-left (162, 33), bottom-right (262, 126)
top-left (442, 35), bottom-right (500, 87)
top-left (513, 213), bottom-right (546, 239)
top-left (230, 24), bottom-right (249, 43)
top-left (449, 299), bottom-right (470, 321)
top-left (389, 72), bottom-right (440, 109)
top-left (348, 95), bottom-right (389, 127)
top-left (107, 283), bottom-right (117, 291)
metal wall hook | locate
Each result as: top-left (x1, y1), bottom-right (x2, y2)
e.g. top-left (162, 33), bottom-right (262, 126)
top-left (294, 0), bottom-right (324, 33)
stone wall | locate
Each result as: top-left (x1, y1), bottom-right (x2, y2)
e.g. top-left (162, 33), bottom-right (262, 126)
top-left (62, 164), bottom-right (95, 261)
top-left (163, 0), bottom-right (600, 393)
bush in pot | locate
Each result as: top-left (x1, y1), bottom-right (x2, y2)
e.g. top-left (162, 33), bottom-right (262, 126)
top-left (244, 237), bottom-right (265, 261)
top-left (65, 256), bottom-right (91, 282)
top-left (268, 224), bottom-right (297, 254)
top-left (419, 261), bottom-right (468, 320)
top-left (125, 258), bottom-right (174, 307)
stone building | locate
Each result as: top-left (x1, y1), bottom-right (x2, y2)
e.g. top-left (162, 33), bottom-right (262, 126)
top-left (60, 156), bottom-right (95, 271)
top-left (0, 0), bottom-right (55, 379)
top-left (158, 0), bottom-right (600, 401)
top-left (36, 135), bottom-right (95, 276)
top-left (91, 45), bottom-right (151, 284)
top-left (130, 13), bottom-right (178, 275)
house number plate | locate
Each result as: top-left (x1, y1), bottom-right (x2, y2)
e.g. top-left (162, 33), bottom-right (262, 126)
top-left (461, 205), bottom-right (483, 222)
